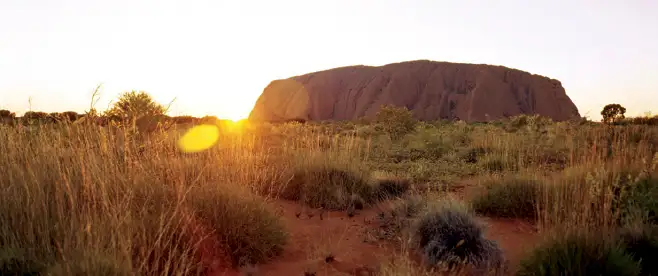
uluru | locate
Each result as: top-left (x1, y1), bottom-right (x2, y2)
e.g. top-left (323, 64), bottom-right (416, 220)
top-left (248, 60), bottom-right (581, 122)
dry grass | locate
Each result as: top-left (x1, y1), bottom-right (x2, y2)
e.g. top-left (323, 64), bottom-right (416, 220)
top-left (1, 110), bottom-right (657, 275)
top-left (0, 124), bottom-right (288, 275)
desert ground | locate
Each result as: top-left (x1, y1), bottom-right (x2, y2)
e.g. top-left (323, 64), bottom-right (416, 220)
top-left (0, 106), bottom-right (657, 276)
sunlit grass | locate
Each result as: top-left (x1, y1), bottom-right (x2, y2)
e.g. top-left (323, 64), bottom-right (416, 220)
top-left (0, 111), bottom-right (657, 274)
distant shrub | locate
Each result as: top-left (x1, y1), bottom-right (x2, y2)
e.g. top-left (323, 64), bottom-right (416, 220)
top-left (375, 104), bottom-right (418, 140)
top-left (618, 115), bottom-right (658, 126)
top-left (412, 199), bottom-right (504, 273)
top-left (472, 177), bottom-right (540, 219)
top-left (0, 110), bottom-right (16, 125)
top-left (504, 114), bottom-right (553, 133)
top-left (172, 115), bottom-right (200, 125)
top-left (0, 109), bottom-right (15, 118)
top-left (517, 232), bottom-right (641, 276)
top-left (389, 128), bottom-right (453, 161)
top-left (23, 111), bottom-right (49, 121)
top-left (61, 111), bottom-right (81, 122)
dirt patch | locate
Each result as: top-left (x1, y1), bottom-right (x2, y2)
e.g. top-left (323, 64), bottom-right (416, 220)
top-left (228, 198), bottom-right (539, 276)
top-left (255, 201), bottom-right (393, 275)
top-left (479, 217), bottom-right (539, 274)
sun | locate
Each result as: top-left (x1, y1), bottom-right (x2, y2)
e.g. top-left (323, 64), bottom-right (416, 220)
top-left (225, 114), bottom-right (247, 122)
top-left (215, 100), bottom-right (254, 122)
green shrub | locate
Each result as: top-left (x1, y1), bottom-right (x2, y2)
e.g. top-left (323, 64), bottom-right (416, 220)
top-left (517, 232), bottom-right (641, 276)
top-left (472, 177), bottom-right (539, 219)
top-left (620, 173), bottom-right (658, 224)
top-left (375, 105), bottom-right (418, 140)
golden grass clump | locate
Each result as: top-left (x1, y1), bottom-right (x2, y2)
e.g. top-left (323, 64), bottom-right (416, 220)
top-left (0, 124), bottom-right (287, 275)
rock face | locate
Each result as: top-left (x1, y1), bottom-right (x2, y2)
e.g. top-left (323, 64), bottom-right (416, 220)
top-left (248, 60), bottom-right (580, 122)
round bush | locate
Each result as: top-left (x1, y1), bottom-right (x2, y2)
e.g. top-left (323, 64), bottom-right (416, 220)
top-left (413, 200), bottom-right (503, 271)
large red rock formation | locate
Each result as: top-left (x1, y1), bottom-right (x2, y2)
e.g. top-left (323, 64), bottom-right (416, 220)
top-left (248, 60), bottom-right (580, 122)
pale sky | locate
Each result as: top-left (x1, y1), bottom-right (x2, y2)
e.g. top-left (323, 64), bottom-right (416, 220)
top-left (1, 0), bottom-right (656, 120)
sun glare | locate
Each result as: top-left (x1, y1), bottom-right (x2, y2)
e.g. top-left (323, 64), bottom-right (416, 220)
top-left (177, 124), bottom-right (220, 153)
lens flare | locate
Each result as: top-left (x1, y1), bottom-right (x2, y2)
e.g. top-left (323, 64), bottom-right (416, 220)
top-left (177, 124), bottom-right (220, 153)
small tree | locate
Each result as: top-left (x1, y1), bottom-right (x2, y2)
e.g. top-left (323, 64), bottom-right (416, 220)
top-left (601, 104), bottom-right (626, 124)
top-left (105, 90), bottom-right (166, 120)
top-left (375, 104), bottom-right (418, 140)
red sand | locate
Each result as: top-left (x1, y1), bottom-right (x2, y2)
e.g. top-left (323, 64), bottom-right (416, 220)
top-left (207, 182), bottom-right (539, 276)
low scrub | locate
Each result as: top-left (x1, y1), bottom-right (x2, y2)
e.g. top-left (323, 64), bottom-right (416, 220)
top-left (185, 187), bottom-right (287, 266)
top-left (370, 171), bottom-right (412, 200)
top-left (369, 194), bottom-right (427, 242)
top-left (269, 165), bottom-right (410, 210)
top-left (471, 176), bottom-right (540, 219)
top-left (517, 231), bottom-right (641, 276)
top-left (278, 166), bottom-right (373, 210)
